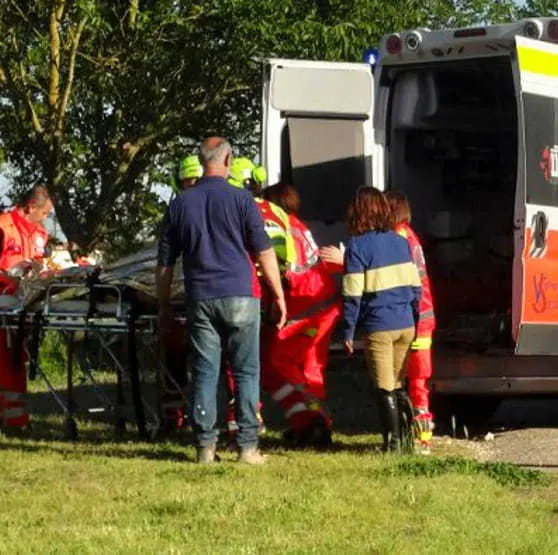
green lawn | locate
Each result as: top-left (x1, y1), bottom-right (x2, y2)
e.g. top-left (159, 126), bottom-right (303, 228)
top-left (1, 415), bottom-right (558, 554)
top-left (0, 360), bottom-right (555, 554)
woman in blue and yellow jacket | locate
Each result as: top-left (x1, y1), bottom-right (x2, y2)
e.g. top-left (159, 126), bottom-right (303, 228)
top-left (342, 187), bottom-right (421, 452)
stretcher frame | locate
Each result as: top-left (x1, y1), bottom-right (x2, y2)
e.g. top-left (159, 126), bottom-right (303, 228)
top-left (0, 280), bottom-right (188, 441)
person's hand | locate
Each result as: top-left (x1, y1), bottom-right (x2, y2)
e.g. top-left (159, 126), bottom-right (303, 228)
top-left (272, 295), bottom-right (287, 330)
top-left (320, 245), bottom-right (344, 267)
top-left (344, 339), bottom-right (354, 356)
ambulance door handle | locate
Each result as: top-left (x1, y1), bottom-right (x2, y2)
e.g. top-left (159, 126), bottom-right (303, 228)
top-left (532, 211), bottom-right (548, 251)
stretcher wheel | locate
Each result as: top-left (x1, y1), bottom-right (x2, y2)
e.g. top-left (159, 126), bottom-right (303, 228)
top-left (63, 416), bottom-right (78, 441)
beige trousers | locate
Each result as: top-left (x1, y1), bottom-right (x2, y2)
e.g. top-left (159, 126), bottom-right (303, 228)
top-left (364, 327), bottom-right (415, 391)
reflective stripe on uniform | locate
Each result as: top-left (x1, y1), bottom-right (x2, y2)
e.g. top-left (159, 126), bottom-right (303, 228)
top-left (418, 310), bottom-right (435, 322)
top-left (272, 384), bottom-right (295, 402)
top-left (288, 226), bottom-right (320, 274)
top-left (3, 406), bottom-right (25, 419)
top-left (0, 390), bottom-right (22, 402)
top-left (411, 336), bottom-right (432, 350)
top-left (284, 295), bottom-right (339, 329)
top-left (285, 402), bottom-right (307, 419)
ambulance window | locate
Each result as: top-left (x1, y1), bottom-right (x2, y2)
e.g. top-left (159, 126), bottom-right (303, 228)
top-left (286, 117), bottom-right (369, 222)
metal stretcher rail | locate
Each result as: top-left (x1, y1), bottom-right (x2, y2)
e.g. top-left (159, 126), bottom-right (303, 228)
top-left (0, 280), bottom-right (186, 441)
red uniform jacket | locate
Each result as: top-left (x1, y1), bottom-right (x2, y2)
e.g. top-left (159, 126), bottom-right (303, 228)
top-left (0, 208), bottom-right (48, 271)
top-left (281, 215), bottom-right (340, 337)
top-left (395, 222), bottom-right (435, 335)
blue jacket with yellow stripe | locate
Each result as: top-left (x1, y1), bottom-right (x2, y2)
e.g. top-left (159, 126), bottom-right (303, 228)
top-left (342, 230), bottom-right (422, 341)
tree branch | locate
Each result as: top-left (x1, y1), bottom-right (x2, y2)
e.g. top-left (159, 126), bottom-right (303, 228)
top-left (128, 0), bottom-right (139, 29)
top-left (18, 62), bottom-right (44, 134)
top-left (8, 0), bottom-right (31, 24)
top-left (49, 0), bottom-right (66, 116)
top-left (57, 17), bottom-right (87, 134)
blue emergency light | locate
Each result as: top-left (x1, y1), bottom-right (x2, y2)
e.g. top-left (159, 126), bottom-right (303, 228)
top-left (363, 46), bottom-right (380, 68)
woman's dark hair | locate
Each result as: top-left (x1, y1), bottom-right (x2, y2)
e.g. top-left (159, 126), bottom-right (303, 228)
top-left (263, 183), bottom-right (300, 215)
top-left (384, 190), bottom-right (411, 225)
top-left (346, 187), bottom-right (394, 235)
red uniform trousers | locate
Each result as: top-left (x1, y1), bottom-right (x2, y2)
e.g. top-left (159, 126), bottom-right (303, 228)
top-left (407, 332), bottom-right (433, 413)
top-left (261, 300), bottom-right (341, 430)
top-left (0, 330), bottom-right (28, 428)
top-left (160, 325), bottom-right (189, 430)
top-left (0, 276), bottom-right (28, 428)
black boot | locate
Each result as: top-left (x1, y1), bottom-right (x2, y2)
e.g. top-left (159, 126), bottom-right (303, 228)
top-left (376, 389), bottom-right (400, 452)
top-left (394, 389), bottom-right (415, 454)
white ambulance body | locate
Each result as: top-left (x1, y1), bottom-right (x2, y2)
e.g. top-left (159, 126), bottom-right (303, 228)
top-left (261, 59), bottom-right (376, 247)
top-left (261, 18), bottom-right (558, 398)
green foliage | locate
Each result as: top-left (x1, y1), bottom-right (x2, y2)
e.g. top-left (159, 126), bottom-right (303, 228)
top-left (37, 331), bottom-right (67, 379)
top-left (382, 456), bottom-right (551, 488)
top-left (0, 1), bottom-right (530, 256)
top-left (520, 0), bottom-right (558, 17)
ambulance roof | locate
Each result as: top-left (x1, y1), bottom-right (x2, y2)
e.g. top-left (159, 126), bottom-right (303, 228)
top-left (378, 18), bottom-right (558, 65)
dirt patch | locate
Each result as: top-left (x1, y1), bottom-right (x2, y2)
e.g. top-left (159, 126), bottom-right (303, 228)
top-left (477, 428), bottom-right (558, 469)
top-left (431, 397), bottom-right (558, 469)
top-left (432, 434), bottom-right (495, 462)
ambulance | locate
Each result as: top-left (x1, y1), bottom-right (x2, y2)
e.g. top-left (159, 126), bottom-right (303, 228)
top-left (261, 18), bottom-right (558, 412)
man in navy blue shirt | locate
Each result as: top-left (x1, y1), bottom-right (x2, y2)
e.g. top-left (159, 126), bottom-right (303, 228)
top-left (157, 137), bottom-right (286, 464)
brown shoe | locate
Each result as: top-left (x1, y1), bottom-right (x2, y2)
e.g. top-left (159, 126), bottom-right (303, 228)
top-left (196, 445), bottom-right (217, 464)
top-left (238, 446), bottom-right (267, 465)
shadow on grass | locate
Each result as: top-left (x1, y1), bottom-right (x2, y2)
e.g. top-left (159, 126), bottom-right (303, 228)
top-left (0, 423), bottom-right (384, 464)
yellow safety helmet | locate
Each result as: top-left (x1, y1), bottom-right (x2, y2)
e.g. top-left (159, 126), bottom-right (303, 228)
top-left (179, 154), bottom-right (203, 180)
top-left (253, 166), bottom-right (267, 186)
top-left (228, 157), bottom-right (256, 189)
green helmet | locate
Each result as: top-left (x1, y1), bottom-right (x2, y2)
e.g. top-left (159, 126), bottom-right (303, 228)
top-left (179, 155), bottom-right (203, 180)
top-left (228, 157), bottom-right (256, 189)
top-left (253, 166), bottom-right (267, 186)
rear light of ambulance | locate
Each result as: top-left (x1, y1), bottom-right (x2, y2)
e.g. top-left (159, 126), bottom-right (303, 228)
top-left (522, 19), bottom-right (543, 39)
top-left (386, 34), bottom-right (402, 55)
top-left (548, 20), bottom-right (558, 41)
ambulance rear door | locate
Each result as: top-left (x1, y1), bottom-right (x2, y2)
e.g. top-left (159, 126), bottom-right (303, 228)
top-left (513, 36), bottom-right (558, 355)
top-left (261, 59), bottom-right (375, 246)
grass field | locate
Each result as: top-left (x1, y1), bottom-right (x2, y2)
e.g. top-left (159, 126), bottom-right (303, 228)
top-left (1, 359), bottom-right (557, 554)
top-left (2, 415), bottom-right (558, 553)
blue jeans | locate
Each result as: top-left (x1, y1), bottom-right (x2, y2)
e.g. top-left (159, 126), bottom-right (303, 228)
top-left (186, 296), bottom-right (261, 448)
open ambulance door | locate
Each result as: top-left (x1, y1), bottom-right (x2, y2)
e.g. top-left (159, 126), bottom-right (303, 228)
top-left (261, 59), bottom-right (375, 247)
top-left (513, 36), bottom-right (558, 355)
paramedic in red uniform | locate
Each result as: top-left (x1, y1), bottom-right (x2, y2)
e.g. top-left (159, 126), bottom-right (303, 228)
top-left (385, 191), bottom-right (435, 448)
top-left (227, 163), bottom-right (338, 447)
top-left (0, 185), bottom-right (52, 430)
top-left (264, 183), bottom-right (343, 447)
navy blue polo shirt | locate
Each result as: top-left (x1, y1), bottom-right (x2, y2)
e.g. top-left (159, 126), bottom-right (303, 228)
top-left (157, 176), bottom-right (270, 301)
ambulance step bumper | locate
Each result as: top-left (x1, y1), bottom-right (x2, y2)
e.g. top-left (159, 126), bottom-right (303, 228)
top-left (432, 377), bottom-right (558, 395)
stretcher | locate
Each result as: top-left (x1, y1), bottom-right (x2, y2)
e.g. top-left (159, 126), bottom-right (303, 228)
top-left (0, 260), bottom-right (188, 441)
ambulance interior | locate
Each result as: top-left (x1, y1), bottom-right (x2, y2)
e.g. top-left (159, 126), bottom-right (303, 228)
top-left (385, 56), bottom-right (518, 350)
top-left (278, 118), bottom-right (372, 247)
